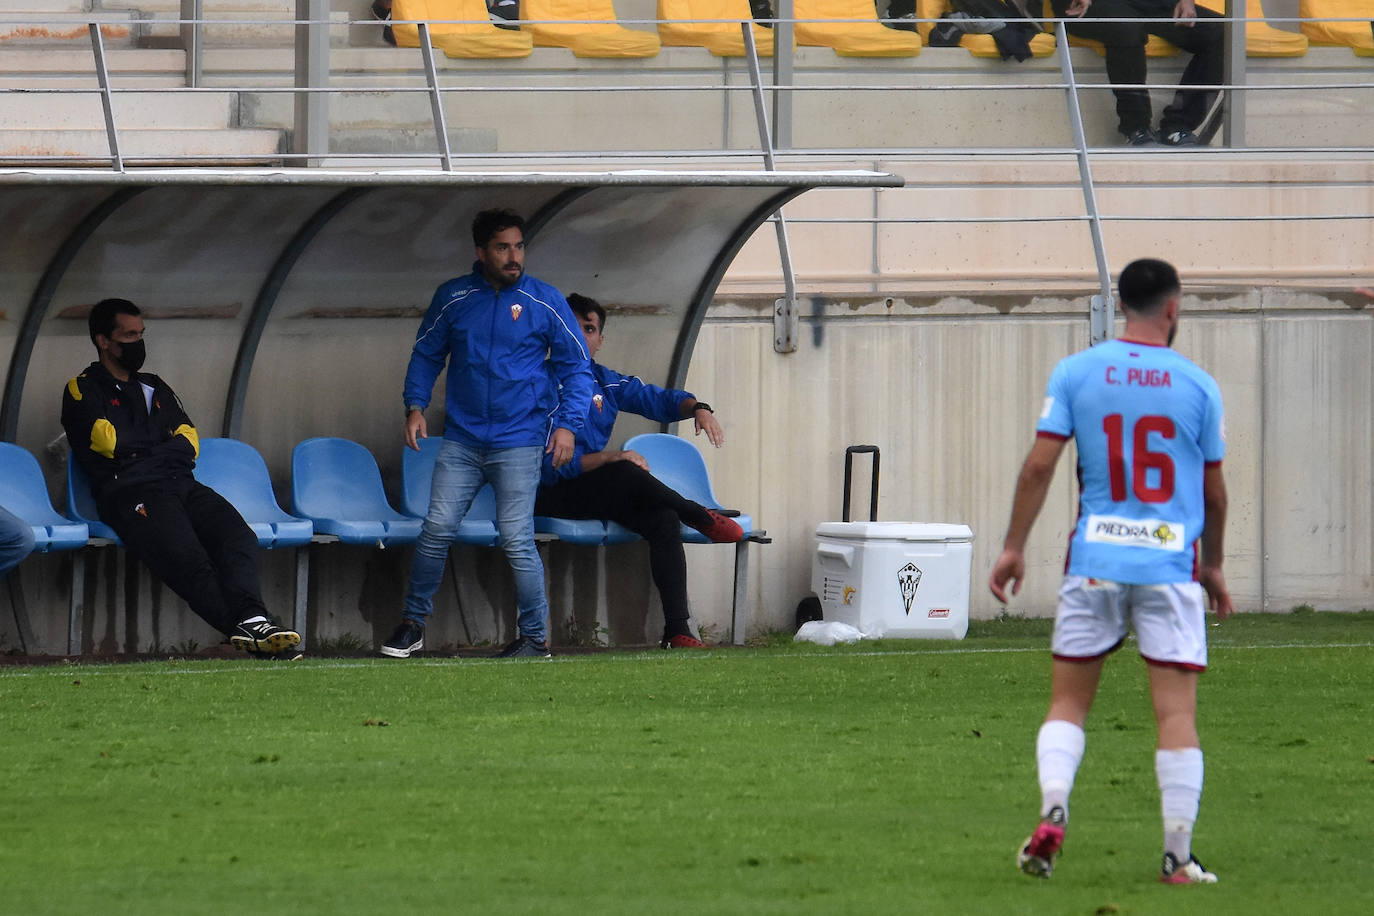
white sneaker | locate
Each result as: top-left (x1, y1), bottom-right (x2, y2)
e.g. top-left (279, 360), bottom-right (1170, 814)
top-left (1160, 852), bottom-right (1218, 884)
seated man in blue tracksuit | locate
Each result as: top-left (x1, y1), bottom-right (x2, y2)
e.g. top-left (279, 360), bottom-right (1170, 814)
top-left (534, 293), bottom-right (743, 650)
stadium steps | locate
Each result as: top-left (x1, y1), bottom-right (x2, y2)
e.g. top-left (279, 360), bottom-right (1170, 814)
top-left (0, 1), bottom-right (143, 49)
top-left (0, 45), bottom-right (286, 165)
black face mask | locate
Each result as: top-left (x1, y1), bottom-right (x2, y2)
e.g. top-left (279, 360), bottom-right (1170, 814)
top-left (114, 339), bottom-right (146, 374)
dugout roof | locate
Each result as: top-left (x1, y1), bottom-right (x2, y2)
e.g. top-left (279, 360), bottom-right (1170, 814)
top-left (0, 167), bottom-right (900, 444)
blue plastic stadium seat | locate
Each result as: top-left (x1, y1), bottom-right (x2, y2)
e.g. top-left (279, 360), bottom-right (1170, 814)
top-left (65, 457), bottom-right (121, 544)
top-left (291, 437), bottom-right (421, 547)
top-left (0, 443), bottom-right (88, 551)
top-left (621, 433), bottom-right (756, 543)
top-left (400, 436), bottom-right (501, 547)
top-left (193, 438), bottom-right (313, 549)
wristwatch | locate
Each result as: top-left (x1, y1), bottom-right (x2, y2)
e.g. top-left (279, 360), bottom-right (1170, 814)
top-left (692, 401), bottom-right (713, 414)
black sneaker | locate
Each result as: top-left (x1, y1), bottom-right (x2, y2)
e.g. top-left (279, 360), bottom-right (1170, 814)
top-left (230, 619), bottom-right (301, 656)
top-left (493, 636), bottom-right (551, 659)
top-left (371, 0), bottom-right (395, 46)
top-left (380, 620), bottom-right (424, 659)
top-left (488, 0), bottom-right (520, 30)
top-left (1160, 129), bottom-right (1200, 147)
top-left (1124, 127), bottom-right (1159, 147)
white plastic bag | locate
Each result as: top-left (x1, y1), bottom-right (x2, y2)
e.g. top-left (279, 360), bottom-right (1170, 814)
top-left (793, 620), bottom-right (865, 646)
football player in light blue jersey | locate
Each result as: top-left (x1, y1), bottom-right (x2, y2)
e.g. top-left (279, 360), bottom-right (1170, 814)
top-left (989, 258), bottom-right (1235, 887)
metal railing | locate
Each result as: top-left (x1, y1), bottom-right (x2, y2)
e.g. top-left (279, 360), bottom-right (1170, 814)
top-left (4, 6), bottom-right (1373, 347)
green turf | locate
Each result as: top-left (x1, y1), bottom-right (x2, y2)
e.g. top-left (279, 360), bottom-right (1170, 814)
top-left (1, 612), bottom-right (1370, 915)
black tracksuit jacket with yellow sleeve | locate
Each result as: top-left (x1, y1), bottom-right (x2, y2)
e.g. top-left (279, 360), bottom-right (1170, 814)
top-left (60, 362), bottom-right (201, 501)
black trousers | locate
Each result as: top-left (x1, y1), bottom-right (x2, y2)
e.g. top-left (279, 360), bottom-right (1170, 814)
top-left (1053, 0), bottom-right (1223, 136)
top-left (534, 462), bottom-right (713, 636)
top-left (98, 478), bottom-right (268, 636)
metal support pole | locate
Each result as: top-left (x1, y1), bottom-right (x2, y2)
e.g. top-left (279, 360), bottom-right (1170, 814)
top-left (1055, 23), bottom-right (1114, 343)
top-left (180, 0), bottom-right (203, 88)
top-left (771, 0), bottom-right (794, 151)
top-left (743, 22), bottom-right (799, 353)
top-left (1221, 0), bottom-right (1246, 148)
top-left (292, 0), bottom-right (330, 168)
top-left (418, 22), bottom-right (454, 171)
top-left (89, 23), bottom-right (124, 173)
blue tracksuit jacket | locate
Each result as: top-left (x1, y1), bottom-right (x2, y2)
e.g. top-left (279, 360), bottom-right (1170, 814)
top-left (403, 265), bottom-right (594, 449)
top-left (540, 361), bottom-right (692, 485)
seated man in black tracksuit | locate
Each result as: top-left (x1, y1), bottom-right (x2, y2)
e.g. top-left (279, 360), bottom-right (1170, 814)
top-left (534, 294), bottom-right (743, 650)
top-left (60, 298), bottom-right (299, 656)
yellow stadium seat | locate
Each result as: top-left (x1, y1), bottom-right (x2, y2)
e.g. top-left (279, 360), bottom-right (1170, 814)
top-left (915, 0), bottom-right (1056, 58)
top-left (1196, 0), bottom-right (1308, 57)
top-left (392, 0), bottom-right (534, 58)
top-left (1042, 0), bottom-right (1180, 57)
top-left (657, 0), bottom-right (779, 56)
top-left (1299, 0), bottom-right (1374, 55)
top-left (520, 0), bottom-right (662, 57)
top-left (794, 0), bottom-right (922, 56)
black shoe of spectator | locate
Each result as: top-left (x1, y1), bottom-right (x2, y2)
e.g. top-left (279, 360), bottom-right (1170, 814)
top-left (1159, 129), bottom-right (1200, 147)
top-left (1123, 127), bottom-right (1159, 147)
top-left (489, 0), bottom-right (520, 30)
top-left (493, 636), bottom-right (552, 659)
top-left (889, 13), bottom-right (919, 32)
top-left (748, 0), bottom-right (775, 28)
top-left (380, 620), bottom-right (424, 658)
top-left (371, 0), bottom-right (396, 46)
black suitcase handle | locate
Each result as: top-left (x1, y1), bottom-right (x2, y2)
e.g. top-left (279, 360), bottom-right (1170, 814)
top-left (842, 445), bottom-right (880, 523)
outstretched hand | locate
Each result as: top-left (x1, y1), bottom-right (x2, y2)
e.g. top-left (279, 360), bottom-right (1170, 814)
top-left (1064, 0), bottom-right (1092, 16)
top-left (694, 409), bottom-right (725, 448)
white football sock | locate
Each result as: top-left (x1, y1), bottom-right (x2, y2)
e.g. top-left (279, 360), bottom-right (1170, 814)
top-left (1036, 719), bottom-right (1086, 820)
top-left (1156, 747), bottom-right (1204, 861)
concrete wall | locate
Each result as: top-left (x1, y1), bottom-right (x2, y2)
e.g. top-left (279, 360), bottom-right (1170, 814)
top-left (7, 282), bottom-right (1370, 656)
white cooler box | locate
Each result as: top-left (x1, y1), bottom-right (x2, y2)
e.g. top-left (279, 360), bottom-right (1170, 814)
top-left (812, 521), bottom-right (973, 639)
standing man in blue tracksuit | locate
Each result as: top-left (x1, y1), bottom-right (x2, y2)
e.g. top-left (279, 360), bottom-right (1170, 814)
top-left (381, 208), bottom-right (595, 660)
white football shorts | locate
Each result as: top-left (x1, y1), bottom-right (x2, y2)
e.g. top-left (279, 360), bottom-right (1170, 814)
top-left (1051, 575), bottom-right (1208, 670)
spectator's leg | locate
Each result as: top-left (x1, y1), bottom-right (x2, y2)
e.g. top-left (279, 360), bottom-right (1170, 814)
top-left (97, 486), bottom-right (240, 635)
top-left (182, 481), bottom-right (270, 625)
top-left (1154, 7), bottom-right (1224, 135)
top-left (487, 445), bottom-right (548, 645)
top-left (0, 505), bottom-right (36, 580)
top-left (401, 439), bottom-right (484, 625)
top-left (1054, 0), bottom-right (1153, 138)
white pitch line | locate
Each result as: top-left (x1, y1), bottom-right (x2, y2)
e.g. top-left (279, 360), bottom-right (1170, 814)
top-left (1, 640), bottom-right (1368, 680)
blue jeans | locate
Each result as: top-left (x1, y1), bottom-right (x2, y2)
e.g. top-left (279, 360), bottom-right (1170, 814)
top-left (0, 505), bottom-right (35, 580)
top-left (402, 440), bottom-right (548, 644)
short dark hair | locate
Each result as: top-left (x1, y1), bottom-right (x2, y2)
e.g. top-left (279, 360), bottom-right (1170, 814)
top-left (88, 298), bottom-right (141, 345)
top-left (1117, 258), bottom-right (1180, 315)
top-left (471, 208), bottom-right (525, 248)
top-left (566, 293), bottom-right (606, 331)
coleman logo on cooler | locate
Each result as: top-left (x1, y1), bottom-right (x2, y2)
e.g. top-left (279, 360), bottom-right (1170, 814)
top-left (928, 608), bottom-right (949, 619)
top-left (898, 563), bottom-right (922, 616)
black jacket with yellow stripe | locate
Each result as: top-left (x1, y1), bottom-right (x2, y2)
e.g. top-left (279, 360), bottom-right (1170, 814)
top-left (60, 362), bottom-right (200, 500)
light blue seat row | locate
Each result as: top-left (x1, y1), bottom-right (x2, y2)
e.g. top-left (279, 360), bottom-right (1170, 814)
top-left (399, 431), bottom-right (767, 644)
top-left (0, 442), bottom-right (89, 655)
top-left (399, 436), bottom-right (500, 547)
top-left (291, 436), bottom-right (422, 547)
top-left (0, 443), bottom-right (89, 552)
top-left (195, 438), bottom-right (313, 549)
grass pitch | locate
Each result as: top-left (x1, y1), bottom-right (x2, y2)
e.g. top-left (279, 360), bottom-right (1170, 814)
top-left (0, 612), bottom-right (1370, 915)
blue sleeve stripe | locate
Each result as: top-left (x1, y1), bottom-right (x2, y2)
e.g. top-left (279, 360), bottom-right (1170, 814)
top-left (413, 287), bottom-right (474, 350)
top-left (519, 288), bottom-right (588, 360)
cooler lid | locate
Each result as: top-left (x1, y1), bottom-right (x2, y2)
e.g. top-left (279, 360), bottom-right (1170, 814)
top-left (815, 521), bottom-right (974, 542)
